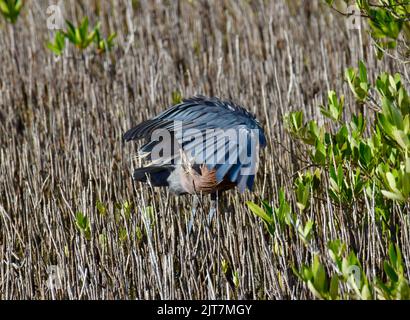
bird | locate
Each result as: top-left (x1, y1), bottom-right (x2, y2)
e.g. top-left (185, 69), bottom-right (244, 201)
top-left (123, 95), bottom-right (266, 232)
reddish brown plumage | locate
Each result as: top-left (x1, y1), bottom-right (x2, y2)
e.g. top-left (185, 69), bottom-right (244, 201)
top-left (180, 165), bottom-right (236, 194)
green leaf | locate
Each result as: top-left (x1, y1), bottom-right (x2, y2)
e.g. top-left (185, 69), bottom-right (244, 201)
top-left (312, 256), bottom-right (327, 293)
top-left (345, 63), bottom-right (369, 101)
top-left (46, 43), bottom-right (61, 55)
top-left (0, 0), bottom-right (23, 23)
top-left (46, 31), bottom-right (66, 56)
top-left (296, 182), bottom-right (309, 212)
top-left (302, 266), bottom-right (313, 281)
top-left (15, 0), bottom-right (23, 12)
top-left (107, 32), bottom-right (117, 42)
top-left (361, 284), bottom-right (372, 300)
top-left (329, 274), bottom-right (339, 300)
top-left (291, 265), bottom-right (304, 281)
top-left (246, 201), bottom-right (272, 224)
top-left (383, 97), bottom-right (403, 129)
top-left (392, 129), bottom-right (409, 150)
top-left (359, 142), bottom-right (372, 167)
top-left (389, 243), bottom-right (398, 269)
top-left (307, 280), bottom-right (324, 299)
top-left (402, 157), bottom-right (410, 198)
top-left (358, 60), bottom-right (367, 83)
top-left (75, 28), bottom-right (82, 46)
top-left (384, 261), bottom-right (398, 282)
top-left (381, 190), bottom-right (405, 202)
top-left (0, 1), bottom-right (10, 15)
top-left (397, 277), bottom-right (410, 300)
top-left (314, 139), bottom-right (326, 165)
top-left (172, 91), bottom-right (183, 105)
top-left (79, 17), bottom-right (89, 42)
top-left (375, 277), bottom-right (391, 298)
top-left (96, 200), bottom-right (106, 216)
top-left (386, 172), bottom-right (397, 190)
top-left (302, 220), bottom-right (314, 241)
top-left (75, 211), bottom-right (91, 240)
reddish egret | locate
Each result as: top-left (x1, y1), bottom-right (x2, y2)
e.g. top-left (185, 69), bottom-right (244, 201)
top-left (123, 95), bottom-right (266, 232)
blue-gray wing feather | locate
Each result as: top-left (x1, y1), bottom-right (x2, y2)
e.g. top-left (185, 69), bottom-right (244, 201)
top-left (123, 95), bottom-right (266, 192)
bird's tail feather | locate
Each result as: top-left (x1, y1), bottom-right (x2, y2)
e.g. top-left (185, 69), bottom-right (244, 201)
top-left (133, 166), bottom-right (174, 187)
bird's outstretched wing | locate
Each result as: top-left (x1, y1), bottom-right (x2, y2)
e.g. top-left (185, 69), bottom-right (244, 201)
top-left (123, 95), bottom-right (266, 192)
